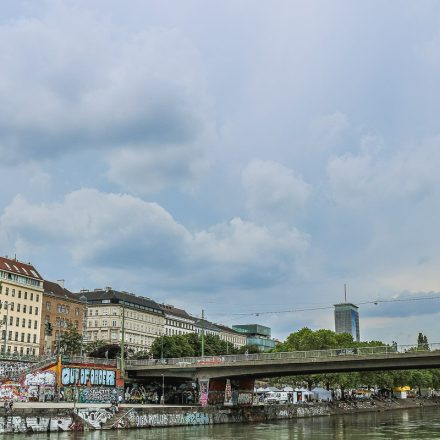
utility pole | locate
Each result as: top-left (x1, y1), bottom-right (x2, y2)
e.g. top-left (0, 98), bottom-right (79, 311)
top-left (201, 309), bottom-right (205, 357)
top-left (2, 301), bottom-right (9, 355)
top-left (120, 300), bottom-right (126, 377)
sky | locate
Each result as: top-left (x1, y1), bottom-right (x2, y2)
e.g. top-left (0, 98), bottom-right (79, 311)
top-left (1, 0), bottom-right (440, 344)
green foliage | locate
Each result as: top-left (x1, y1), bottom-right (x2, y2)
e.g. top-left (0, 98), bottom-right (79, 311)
top-left (269, 328), bottom-right (440, 395)
top-left (59, 323), bottom-right (82, 355)
top-left (84, 339), bottom-right (108, 355)
top-left (149, 333), bottom-right (239, 358)
top-left (237, 344), bottom-right (261, 354)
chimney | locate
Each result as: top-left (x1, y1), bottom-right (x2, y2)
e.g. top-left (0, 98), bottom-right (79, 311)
top-left (57, 279), bottom-right (65, 288)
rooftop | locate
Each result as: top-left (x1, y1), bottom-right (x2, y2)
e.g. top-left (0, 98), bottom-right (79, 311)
top-left (74, 288), bottom-right (163, 314)
top-left (44, 280), bottom-right (82, 303)
top-left (0, 256), bottom-right (43, 280)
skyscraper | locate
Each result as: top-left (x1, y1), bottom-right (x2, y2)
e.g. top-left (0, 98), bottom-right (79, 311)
top-left (334, 303), bottom-right (360, 342)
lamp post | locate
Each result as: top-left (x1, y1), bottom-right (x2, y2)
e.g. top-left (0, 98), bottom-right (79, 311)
top-left (161, 374), bottom-right (165, 405)
top-left (1, 301), bottom-right (9, 355)
top-left (79, 295), bottom-right (88, 357)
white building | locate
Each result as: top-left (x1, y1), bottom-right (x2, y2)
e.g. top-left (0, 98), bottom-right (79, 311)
top-left (77, 288), bottom-right (165, 353)
top-left (160, 304), bottom-right (195, 336)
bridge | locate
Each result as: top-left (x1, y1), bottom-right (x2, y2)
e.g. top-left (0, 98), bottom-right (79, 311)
top-left (126, 344), bottom-right (440, 380)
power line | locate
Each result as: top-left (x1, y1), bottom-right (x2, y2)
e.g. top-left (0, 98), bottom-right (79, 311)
top-left (208, 294), bottom-right (440, 318)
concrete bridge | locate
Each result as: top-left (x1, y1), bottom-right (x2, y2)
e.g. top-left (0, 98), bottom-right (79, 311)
top-left (126, 344), bottom-right (440, 380)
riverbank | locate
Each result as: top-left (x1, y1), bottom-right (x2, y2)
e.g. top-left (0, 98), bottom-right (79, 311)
top-left (0, 398), bottom-right (439, 433)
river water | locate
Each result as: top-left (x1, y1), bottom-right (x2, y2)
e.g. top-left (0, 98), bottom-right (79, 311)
top-left (7, 407), bottom-right (440, 439)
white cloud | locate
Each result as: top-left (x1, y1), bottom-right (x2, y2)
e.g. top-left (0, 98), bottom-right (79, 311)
top-left (0, 188), bottom-right (309, 292)
top-left (309, 112), bottom-right (349, 151)
top-left (242, 160), bottom-right (312, 224)
top-left (0, 4), bottom-right (213, 191)
top-left (326, 135), bottom-right (440, 207)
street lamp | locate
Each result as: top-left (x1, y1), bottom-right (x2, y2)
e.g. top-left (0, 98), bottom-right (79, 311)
top-left (79, 295), bottom-right (88, 357)
top-left (161, 374), bottom-right (165, 405)
top-left (1, 301), bottom-right (9, 355)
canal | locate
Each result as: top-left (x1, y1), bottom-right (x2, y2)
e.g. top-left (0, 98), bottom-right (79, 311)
top-left (6, 406), bottom-right (440, 439)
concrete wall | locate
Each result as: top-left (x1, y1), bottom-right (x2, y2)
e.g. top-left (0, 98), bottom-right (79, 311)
top-left (0, 404), bottom-right (331, 433)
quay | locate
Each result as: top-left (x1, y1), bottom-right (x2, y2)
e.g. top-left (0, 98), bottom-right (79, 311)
top-left (1, 399), bottom-right (440, 434)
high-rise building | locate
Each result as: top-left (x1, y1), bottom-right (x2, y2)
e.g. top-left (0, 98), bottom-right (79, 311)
top-left (334, 303), bottom-right (360, 342)
top-left (0, 257), bottom-right (44, 356)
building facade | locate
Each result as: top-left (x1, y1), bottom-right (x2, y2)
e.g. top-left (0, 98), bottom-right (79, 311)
top-left (334, 303), bottom-right (360, 342)
top-left (40, 280), bottom-right (85, 355)
top-left (160, 304), bottom-right (195, 336)
top-left (0, 257), bottom-right (44, 356)
top-left (232, 324), bottom-right (276, 352)
top-left (77, 288), bottom-right (165, 353)
top-left (215, 323), bottom-right (247, 349)
top-left (194, 318), bottom-right (220, 337)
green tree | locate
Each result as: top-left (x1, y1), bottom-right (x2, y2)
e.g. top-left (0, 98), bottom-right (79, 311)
top-left (59, 323), bottom-right (82, 355)
top-left (85, 339), bottom-right (107, 355)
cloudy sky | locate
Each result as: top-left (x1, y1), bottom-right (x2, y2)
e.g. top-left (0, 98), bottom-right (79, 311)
top-left (1, 0), bottom-right (440, 344)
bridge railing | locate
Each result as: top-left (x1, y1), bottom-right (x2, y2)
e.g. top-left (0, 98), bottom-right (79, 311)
top-left (125, 343), bottom-right (440, 368)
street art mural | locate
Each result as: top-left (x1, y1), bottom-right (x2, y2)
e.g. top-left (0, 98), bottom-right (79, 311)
top-left (198, 379), bottom-right (209, 407)
top-left (61, 367), bottom-right (116, 387)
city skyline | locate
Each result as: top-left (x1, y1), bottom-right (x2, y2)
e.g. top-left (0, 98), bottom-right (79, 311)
top-left (1, 1), bottom-right (440, 344)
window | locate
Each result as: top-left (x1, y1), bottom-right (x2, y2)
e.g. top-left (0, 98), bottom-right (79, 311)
top-left (29, 306), bottom-right (33, 314)
top-left (36, 294), bottom-right (39, 302)
top-left (30, 293), bottom-right (33, 301)
top-left (46, 302), bottom-right (51, 310)
top-left (34, 321), bottom-right (37, 329)
top-left (15, 317), bottom-right (19, 326)
top-left (33, 334), bottom-right (36, 343)
top-left (8, 331), bottom-right (12, 340)
top-left (28, 319), bottom-right (32, 329)
top-left (11, 289), bottom-right (15, 297)
top-left (75, 308), bottom-right (80, 316)
top-left (9, 316), bottom-right (12, 325)
top-left (14, 332), bottom-right (18, 341)
top-left (20, 333), bottom-right (24, 342)
top-left (95, 310), bottom-right (98, 316)
top-left (17, 303), bottom-right (20, 312)
top-left (23, 305), bottom-right (27, 313)
top-left (24, 292), bottom-right (27, 300)
top-left (10, 302), bottom-right (14, 311)
top-left (27, 334), bottom-right (31, 343)
top-left (5, 288), bottom-right (8, 295)
top-left (22, 319), bottom-right (25, 327)
top-left (18, 291), bottom-right (21, 298)
top-left (35, 307), bottom-right (38, 315)
top-left (112, 320), bottom-right (117, 327)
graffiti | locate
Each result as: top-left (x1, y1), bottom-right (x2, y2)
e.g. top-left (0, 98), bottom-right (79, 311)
top-left (184, 412), bottom-right (210, 425)
top-left (199, 379), bottom-right (209, 407)
top-left (0, 384), bottom-right (23, 401)
top-left (237, 393), bottom-right (253, 405)
top-left (0, 361), bottom-right (31, 381)
top-left (24, 370), bottom-right (55, 386)
top-left (61, 367), bottom-right (116, 386)
top-left (0, 416), bottom-right (72, 433)
top-left (76, 408), bottom-right (116, 429)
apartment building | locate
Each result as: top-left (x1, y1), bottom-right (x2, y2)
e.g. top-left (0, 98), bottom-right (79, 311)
top-left (77, 288), bottom-right (165, 353)
top-left (40, 280), bottom-right (85, 355)
top-left (215, 323), bottom-right (247, 349)
top-left (160, 304), bottom-right (195, 336)
top-left (0, 257), bottom-right (44, 356)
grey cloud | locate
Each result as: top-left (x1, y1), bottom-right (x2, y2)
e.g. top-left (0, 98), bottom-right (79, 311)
top-left (242, 160), bottom-right (312, 224)
top-left (0, 189), bottom-right (309, 293)
top-left (361, 292), bottom-right (440, 318)
top-left (0, 5), bottom-right (213, 191)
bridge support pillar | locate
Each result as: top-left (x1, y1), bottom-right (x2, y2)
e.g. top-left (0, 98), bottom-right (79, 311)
top-left (198, 377), bottom-right (255, 406)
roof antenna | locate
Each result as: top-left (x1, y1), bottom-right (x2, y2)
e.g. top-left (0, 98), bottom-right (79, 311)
top-left (344, 283), bottom-right (347, 302)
